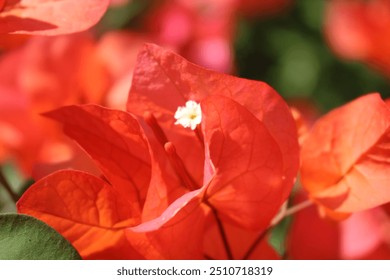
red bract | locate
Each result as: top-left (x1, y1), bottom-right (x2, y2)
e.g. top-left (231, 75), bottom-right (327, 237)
top-left (127, 95), bottom-right (288, 259)
top-left (301, 93), bottom-right (390, 214)
top-left (17, 170), bottom-right (143, 259)
top-left (0, 0), bottom-right (109, 35)
top-left (324, 0), bottom-right (390, 77)
top-left (127, 44), bottom-right (298, 197)
top-left (126, 44), bottom-right (299, 221)
top-left (43, 105), bottom-right (152, 207)
top-left (202, 96), bottom-right (285, 229)
top-left (17, 44), bottom-right (299, 259)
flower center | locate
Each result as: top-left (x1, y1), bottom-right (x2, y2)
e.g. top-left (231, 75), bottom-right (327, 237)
top-left (174, 100), bottom-right (202, 130)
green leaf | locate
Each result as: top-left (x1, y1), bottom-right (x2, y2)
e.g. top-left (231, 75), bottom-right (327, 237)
top-left (0, 213), bottom-right (81, 260)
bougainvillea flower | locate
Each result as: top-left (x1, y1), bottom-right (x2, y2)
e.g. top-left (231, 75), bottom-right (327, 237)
top-left (17, 44), bottom-right (298, 259)
top-left (0, 0), bottom-right (109, 35)
top-left (300, 93), bottom-right (390, 214)
top-left (324, 0), bottom-right (390, 77)
top-left (127, 44), bottom-right (299, 221)
top-left (123, 44), bottom-right (299, 258)
top-left (287, 192), bottom-right (390, 259)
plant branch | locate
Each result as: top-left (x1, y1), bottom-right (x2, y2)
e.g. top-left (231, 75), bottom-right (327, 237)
top-left (271, 199), bottom-right (313, 226)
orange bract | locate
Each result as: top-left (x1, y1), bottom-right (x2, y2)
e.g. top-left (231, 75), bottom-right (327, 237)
top-left (301, 93), bottom-right (390, 213)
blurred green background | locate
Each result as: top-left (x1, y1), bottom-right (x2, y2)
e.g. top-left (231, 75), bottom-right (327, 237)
top-left (234, 0), bottom-right (390, 112)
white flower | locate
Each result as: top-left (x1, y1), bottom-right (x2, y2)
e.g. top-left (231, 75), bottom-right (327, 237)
top-left (174, 100), bottom-right (202, 130)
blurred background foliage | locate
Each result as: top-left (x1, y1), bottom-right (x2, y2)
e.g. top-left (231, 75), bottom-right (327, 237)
top-left (99, 0), bottom-right (390, 113)
top-left (234, 0), bottom-right (390, 112)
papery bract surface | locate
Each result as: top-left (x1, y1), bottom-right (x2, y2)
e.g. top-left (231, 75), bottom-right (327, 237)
top-left (17, 170), bottom-right (142, 259)
top-left (301, 93), bottom-right (390, 213)
top-left (127, 43), bottom-right (299, 203)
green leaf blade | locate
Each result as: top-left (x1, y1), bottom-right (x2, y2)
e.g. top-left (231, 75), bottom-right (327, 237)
top-left (0, 214), bottom-right (81, 260)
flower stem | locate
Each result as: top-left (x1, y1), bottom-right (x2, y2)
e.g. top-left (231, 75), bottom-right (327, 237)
top-left (271, 199), bottom-right (313, 226)
top-left (205, 201), bottom-right (233, 260)
top-left (0, 167), bottom-right (19, 203)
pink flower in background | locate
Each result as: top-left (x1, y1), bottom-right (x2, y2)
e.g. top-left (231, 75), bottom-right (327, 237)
top-left (325, 0), bottom-right (390, 78)
top-left (287, 192), bottom-right (390, 259)
top-left (142, 0), bottom-right (292, 73)
top-left (143, 0), bottom-right (236, 73)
